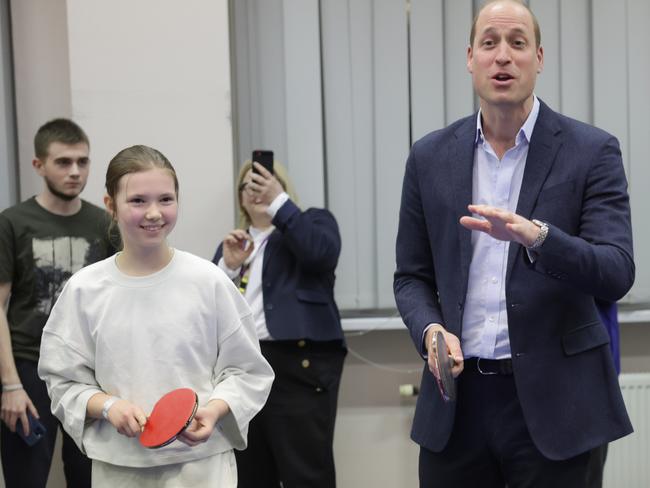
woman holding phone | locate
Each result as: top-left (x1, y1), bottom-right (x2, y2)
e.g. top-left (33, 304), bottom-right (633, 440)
top-left (213, 159), bottom-right (346, 488)
top-left (38, 145), bottom-right (274, 487)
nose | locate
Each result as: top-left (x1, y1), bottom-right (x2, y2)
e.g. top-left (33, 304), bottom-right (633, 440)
top-left (145, 203), bottom-right (162, 220)
top-left (495, 41), bottom-right (511, 64)
top-left (69, 162), bottom-right (81, 178)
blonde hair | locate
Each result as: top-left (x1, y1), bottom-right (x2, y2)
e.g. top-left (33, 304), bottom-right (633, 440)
top-left (236, 160), bottom-right (298, 229)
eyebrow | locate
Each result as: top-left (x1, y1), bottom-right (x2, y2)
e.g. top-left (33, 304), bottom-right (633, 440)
top-left (128, 192), bottom-right (176, 198)
top-left (481, 26), bottom-right (529, 38)
top-left (53, 156), bottom-right (89, 163)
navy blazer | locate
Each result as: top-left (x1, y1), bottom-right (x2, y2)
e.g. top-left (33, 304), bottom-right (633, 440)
top-left (394, 101), bottom-right (634, 460)
top-left (214, 199), bottom-right (344, 342)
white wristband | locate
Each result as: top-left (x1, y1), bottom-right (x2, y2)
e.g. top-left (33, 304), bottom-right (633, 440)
top-left (2, 383), bottom-right (23, 392)
top-left (101, 396), bottom-right (120, 420)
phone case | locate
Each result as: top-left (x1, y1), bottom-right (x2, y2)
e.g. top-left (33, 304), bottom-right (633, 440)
top-left (252, 150), bottom-right (274, 174)
top-left (16, 413), bottom-right (47, 446)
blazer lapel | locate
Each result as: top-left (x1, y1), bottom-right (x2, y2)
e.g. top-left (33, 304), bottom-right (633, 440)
top-left (452, 117), bottom-right (477, 300)
top-left (507, 101), bottom-right (563, 277)
top-left (262, 229), bottom-right (280, 276)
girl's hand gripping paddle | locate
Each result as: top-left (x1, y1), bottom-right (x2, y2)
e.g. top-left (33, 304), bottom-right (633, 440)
top-left (139, 388), bottom-right (198, 448)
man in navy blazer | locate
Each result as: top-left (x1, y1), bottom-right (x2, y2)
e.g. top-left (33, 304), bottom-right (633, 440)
top-left (394, 1), bottom-right (634, 486)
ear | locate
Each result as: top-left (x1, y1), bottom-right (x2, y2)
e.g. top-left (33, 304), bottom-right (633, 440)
top-left (466, 45), bottom-right (473, 73)
top-left (536, 45), bottom-right (544, 74)
top-left (104, 194), bottom-right (115, 218)
top-left (32, 158), bottom-right (45, 175)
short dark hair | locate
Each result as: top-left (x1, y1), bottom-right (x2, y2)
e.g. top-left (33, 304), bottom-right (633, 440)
top-left (34, 118), bottom-right (89, 160)
top-left (470, 0), bottom-right (541, 48)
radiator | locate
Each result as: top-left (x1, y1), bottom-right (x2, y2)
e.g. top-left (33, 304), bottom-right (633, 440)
top-left (603, 373), bottom-right (650, 488)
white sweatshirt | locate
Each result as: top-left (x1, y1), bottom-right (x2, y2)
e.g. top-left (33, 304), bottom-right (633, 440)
top-left (38, 249), bottom-right (274, 468)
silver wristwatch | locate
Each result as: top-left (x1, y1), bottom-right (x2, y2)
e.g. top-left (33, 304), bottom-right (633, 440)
top-left (528, 219), bottom-right (548, 249)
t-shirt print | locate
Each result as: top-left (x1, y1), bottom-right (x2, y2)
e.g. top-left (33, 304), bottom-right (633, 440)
top-left (32, 236), bottom-right (102, 314)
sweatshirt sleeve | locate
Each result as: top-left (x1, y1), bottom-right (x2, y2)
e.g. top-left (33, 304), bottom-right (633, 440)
top-left (207, 279), bottom-right (274, 449)
top-left (37, 280), bottom-right (102, 452)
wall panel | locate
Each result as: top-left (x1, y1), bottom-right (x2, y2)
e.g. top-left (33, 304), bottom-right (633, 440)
top-left (443, 0), bottom-right (474, 123)
top-left (321, 0), bottom-right (377, 309)
top-left (373, 0), bottom-right (410, 307)
top-left (626, 0), bottom-right (650, 304)
top-left (409, 0), bottom-right (445, 140)
top-left (232, 0), bottom-right (650, 309)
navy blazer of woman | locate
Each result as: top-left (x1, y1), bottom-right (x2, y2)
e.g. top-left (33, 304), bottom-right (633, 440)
top-left (213, 199), bottom-right (344, 342)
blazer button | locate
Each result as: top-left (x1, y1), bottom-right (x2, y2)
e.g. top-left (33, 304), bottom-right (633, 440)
top-left (301, 359), bottom-right (310, 368)
top-left (298, 340), bottom-right (306, 348)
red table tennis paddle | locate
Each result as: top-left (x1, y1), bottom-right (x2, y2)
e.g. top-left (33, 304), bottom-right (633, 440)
top-left (139, 388), bottom-right (198, 448)
top-left (431, 330), bottom-right (457, 403)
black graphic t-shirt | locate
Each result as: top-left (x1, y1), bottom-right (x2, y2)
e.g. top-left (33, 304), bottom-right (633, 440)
top-left (0, 197), bottom-right (116, 362)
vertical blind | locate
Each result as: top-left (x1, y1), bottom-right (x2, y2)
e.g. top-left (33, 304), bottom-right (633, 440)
top-left (231, 0), bottom-right (650, 311)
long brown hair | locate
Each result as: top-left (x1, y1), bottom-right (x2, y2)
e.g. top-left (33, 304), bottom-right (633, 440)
top-left (105, 145), bottom-right (178, 247)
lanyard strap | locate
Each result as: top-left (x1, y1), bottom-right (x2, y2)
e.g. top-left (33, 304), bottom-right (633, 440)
top-left (237, 231), bottom-right (272, 295)
top-left (238, 263), bottom-right (251, 294)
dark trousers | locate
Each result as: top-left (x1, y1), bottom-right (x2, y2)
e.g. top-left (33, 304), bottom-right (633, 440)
top-left (586, 444), bottom-right (608, 488)
top-left (1, 359), bottom-right (91, 488)
top-left (236, 340), bottom-right (346, 488)
top-left (419, 362), bottom-right (593, 488)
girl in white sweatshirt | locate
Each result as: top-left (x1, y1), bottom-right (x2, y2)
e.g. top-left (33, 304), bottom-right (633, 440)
top-left (38, 145), bottom-right (274, 487)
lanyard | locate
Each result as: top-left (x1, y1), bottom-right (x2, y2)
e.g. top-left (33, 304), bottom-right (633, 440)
top-left (238, 263), bottom-right (251, 294)
top-left (237, 231), bottom-right (272, 295)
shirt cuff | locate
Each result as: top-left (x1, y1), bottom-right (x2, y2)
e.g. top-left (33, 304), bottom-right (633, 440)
top-left (217, 257), bottom-right (241, 280)
top-left (526, 248), bottom-right (539, 263)
top-left (421, 323), bottom-right (437, 359)
top-left (266, 192), bottom-right (289, 218)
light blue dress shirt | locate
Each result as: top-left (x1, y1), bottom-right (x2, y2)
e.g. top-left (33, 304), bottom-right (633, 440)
top-left (460, 96), bottom-right (540, 360)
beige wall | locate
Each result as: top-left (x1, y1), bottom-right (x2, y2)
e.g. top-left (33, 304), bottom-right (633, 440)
top-left (10, 0), bottom-right (234, 260)
top-left (10, 0), bottom-right (72, 201)
top-left (1, 0), bottom-right (233, 486)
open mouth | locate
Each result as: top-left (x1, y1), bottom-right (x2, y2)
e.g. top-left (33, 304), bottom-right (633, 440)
top-left (493, 73), bottom-right (514, 82)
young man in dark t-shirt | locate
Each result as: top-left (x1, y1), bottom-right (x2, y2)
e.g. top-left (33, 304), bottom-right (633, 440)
top-left (0, 119), bottom-right (114, 488)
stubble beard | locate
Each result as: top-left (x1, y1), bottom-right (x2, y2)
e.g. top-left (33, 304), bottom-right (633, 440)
top-left (44, 176), bottom-right (85, 202)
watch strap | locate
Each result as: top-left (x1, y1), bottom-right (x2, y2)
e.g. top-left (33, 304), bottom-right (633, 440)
top-left (528, 219), bottom-right (548, 249)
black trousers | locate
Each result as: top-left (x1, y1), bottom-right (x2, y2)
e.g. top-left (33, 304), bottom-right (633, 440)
top-left (236, 340), bottom-right (346, 488)
top-left (419, 361), bottom-right (593, 488)
top-left (586, 443), bottom-right (608, 488)
top-left (1, 359), bottom-right (91, 488)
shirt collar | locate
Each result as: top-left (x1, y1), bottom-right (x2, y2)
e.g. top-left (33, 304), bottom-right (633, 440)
top-left (475, 95), bottom-right (540, 145)
top-left (249, 225), bottom-right (275, 241)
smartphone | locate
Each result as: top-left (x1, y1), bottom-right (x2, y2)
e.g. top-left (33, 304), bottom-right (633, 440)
top-left (252, 150), bottom-right (274, 175)
top-left (16, 412), bottom-right (47, 447)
